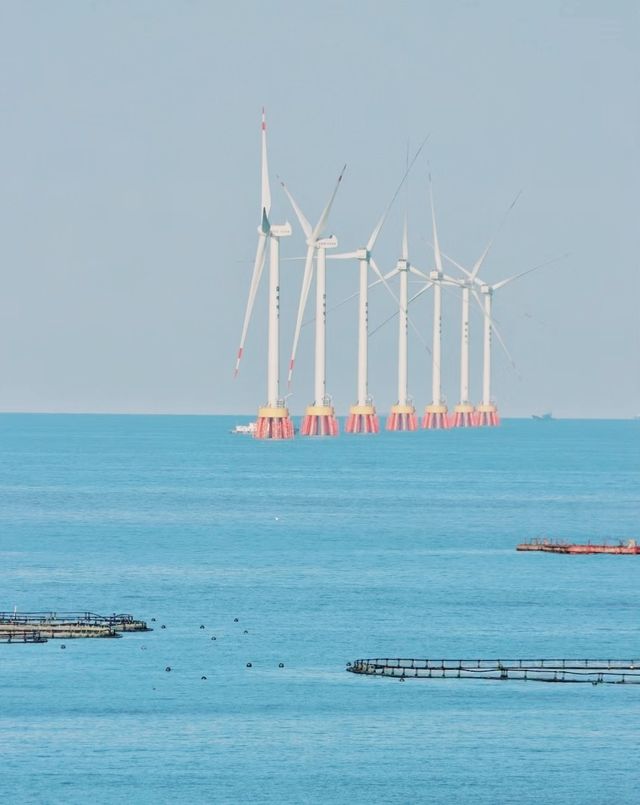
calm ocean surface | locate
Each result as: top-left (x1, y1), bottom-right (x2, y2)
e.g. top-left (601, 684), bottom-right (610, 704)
top-left (1, 415), bottom-right (639, 804)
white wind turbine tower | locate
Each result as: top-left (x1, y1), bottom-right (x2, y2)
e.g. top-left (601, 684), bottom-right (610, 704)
top-left (330, 142), bottom-right (428, 434)
top-left (423, 175), bottom-right (463, 429)
top-left (234, 109), bottom-right (293, 439)
top-left (449, 193), bottom-right (521, 428)
top-left (280, 167), bottom-right (346, 436)
top-left (385, 217), bottom-right (431, 431)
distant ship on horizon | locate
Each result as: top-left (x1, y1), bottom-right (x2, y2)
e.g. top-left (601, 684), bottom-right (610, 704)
top-left (531, 412), bottom-right (553, 420)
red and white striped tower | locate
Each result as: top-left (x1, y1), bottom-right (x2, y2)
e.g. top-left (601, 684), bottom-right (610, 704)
top-left (281, 170), bottom-right (345, 436)
top-left (235, 110), bottom-right (294, 439)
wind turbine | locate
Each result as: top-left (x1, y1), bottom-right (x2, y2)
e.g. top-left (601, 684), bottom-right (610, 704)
top-left (280, 167), bottom-right (346, 436)
top-left (444, 254), bottom-right (565, 426)
top-left (422, 175), bottom-right (463, 430)
top-left (385, 217), bottom-right (430, 431)
top-left (448, 193), bottom-right (521, 428)
top-left (234, 109), bottom-right (293, 439)
top-left (330, 141), bottom-right (428, 434)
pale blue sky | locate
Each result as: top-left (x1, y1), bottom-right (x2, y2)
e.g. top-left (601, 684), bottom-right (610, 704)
top-left (0, 1), bottom-right (637, 417)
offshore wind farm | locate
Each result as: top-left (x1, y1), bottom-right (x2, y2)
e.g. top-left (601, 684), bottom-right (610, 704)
top-left (235, 111), bottom-right (563, 439)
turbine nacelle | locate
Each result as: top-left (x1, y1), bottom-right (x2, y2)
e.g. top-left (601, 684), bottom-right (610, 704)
top-left (315, 235), bottom-right (338, 250)
top-left (429, 269), bottom-right (443, 281)
top-left (480, 283), bottom-right (492, 295)
top-left (356, 247), bottom-right (370, 261)
top-left (396, 258), bottom-right (410, 272)
top-left (271, 222), bottom-right (293, 238)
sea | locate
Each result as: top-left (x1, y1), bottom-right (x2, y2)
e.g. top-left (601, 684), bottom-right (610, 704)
top-left (1, 414), bottom-right (639, 804)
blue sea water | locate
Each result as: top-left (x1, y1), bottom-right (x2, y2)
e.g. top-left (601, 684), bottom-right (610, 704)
top-left (0, 414), bottom-right (639, 804)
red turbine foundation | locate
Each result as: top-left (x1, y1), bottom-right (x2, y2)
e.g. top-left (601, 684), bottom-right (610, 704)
top-left (301, 405), bottom-right (339, 437)
top-left (346, 404), bottom-right (379, 434)
top-left (386, 404), bottom-right (418, 431)
top-left (450, 404), bottom-right (476, 428)
top-left (254, 407), bottom-right (295, 440)
top-left (422, 404), bottom-right (449, 430)
top-left (475, 404), bottom-right (500, 427)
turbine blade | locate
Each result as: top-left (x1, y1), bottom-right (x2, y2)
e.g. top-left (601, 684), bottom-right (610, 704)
top-left (428, 171), bottom-right (445, 276)
top-left (470, 190), bottom-right (522, 280)
top-left (279, 178), bottom-right (312, 239)
top-left (370, 257), bottom-right (431, 353)
top-left (408, 282), bottom-right (433, 304)
top-left (369, 309), bottom-right (399, 337)
top-left (234, 232), bottom-right (268, 376)
top-left (287, 244), bottom-right (316, 386)
top-left (304, 273), bottom-right (391, 329)
top-left (471, 288), bottom-right (517, 371)
top-left (311, 164), bottom-right (347, 243)
top-left (401, 214), bottom-right (408, 261)
top-left (260, 108), bottom-right (271, 218)
top-left (326, 251), bottom-right (359, 260)
top-left (492, 253), bottom-right (569, 291)
top-left (370, 257), bottom-right (399, 306)
top-left (367, 134), bottom-right (429, 252)
top-left (409, 265), bottom-right (428, 279)
top-left (440, 248), bottom-right (472, 279)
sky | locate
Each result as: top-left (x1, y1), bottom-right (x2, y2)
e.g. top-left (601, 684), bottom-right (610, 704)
top-left (0, 0), bottom-right (638, 417)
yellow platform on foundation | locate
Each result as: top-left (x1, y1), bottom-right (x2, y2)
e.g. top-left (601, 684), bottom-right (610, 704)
top-left (475, 403), bottom-right (497, 414)
top-left (304, 405), bottom-right (335, 417)
top-left (424, 404), bottom-right (448, 415)
top-left (349, 404), bottom-right (377, 416)
top-left (390, 404), bottom-right (416, 415)
top-left (258, 406), bottom-right (290, 419)
top-left (453, 403), bottom-right (475, 414)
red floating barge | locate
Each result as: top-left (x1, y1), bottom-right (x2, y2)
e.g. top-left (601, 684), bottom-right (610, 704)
top-left (517, 538), bottom-right (640, 555)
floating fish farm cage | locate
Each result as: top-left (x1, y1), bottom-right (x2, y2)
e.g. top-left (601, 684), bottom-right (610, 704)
top-left (347, 658), bottom-right (640, 685)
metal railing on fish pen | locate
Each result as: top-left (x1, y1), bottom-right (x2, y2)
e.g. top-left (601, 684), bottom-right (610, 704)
top-left (0, 611), bottom-right (150, 631)
top-left (0, 629), bottom-right (47, 644)
top-left (347, 658), bottom-right (640, 685)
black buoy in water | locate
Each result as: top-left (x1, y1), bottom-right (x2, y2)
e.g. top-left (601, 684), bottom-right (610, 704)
top-left (161, 625), bottom-right (166, 630)
top-left (151, 618), bottom-right (156, 622)
top-left (234, 618), bottom-right (239, 623)
top-left (243, 630), bottom-right (248, 634)
top-left (211, 636), bottom-right (216, 641)
top-left (60, 644), bottom-right (66, 650)
top-left (246, 662), bottom-right (252, 668)
top-left (200, 625), bottom-right (205, 630)
top-left (201, 676), bottom-right (207, 680)
top-left (165, 666), bottom-right (171, 672)
top-left (278, 663), bottom-right (284, 668)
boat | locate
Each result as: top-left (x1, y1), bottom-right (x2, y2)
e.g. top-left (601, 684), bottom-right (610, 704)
top-left (517, 538), bottom-right (640, 555)
top-left (531, 412), bottom-right (553, 420)
top-left (230, 422), bottom-right (257, 435)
